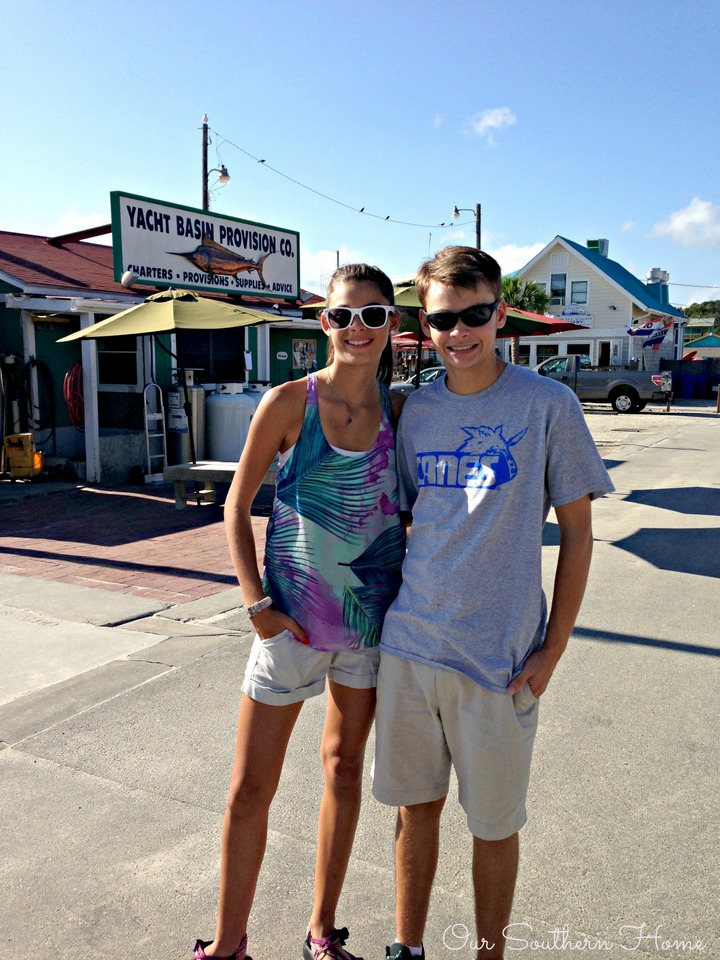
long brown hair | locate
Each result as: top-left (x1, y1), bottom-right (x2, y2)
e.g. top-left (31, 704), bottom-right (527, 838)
top-left (324, 263), bottom-right (395, 387)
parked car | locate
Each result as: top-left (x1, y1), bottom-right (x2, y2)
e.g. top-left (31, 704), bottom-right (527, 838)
top-left (392, 366), bottom-right (446, 395)
top-left (534, 355), bottom-right (672, 412)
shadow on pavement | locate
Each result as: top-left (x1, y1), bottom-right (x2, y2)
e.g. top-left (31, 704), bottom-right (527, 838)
top-left (573, 624), bottom-right (719, 658)
top-left (622, 486), bottom-right (720, 516)
top-left (0, 544), bottom-right (239, 587)
top-left (1, 486), bottom-right (222, 546)
top-left (0, 483), bottom-right (273, 548)
top-left (582, 402), bottom-right (717, 420)
top-left (611, 528), bottom-right (720, 579)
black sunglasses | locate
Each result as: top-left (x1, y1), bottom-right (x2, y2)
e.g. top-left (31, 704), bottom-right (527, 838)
top-left (424, 300), bottom-right (500, 332)
top-left (323, 305), bottom-right (394, 329)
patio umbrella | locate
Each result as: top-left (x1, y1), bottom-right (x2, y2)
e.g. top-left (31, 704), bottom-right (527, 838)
top-left (392, 281), bottom-right (586, 337)
top-left (302, 282), bottom-right (585, 337)
top-left (58, 289), bottom-right (291, 462)
top-left (498, 307), bottom-right (586, 338)
top-left (57, 288), bottom-right (291, 340)
top-left (392, 332), bottom-right (434, 351)
top-left (300, 285), bottom-right (585, 390)
top-left (390, 280), bottom-right (588, 387)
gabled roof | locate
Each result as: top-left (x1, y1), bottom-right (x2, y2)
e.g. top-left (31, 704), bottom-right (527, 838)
top-left (685, 334), bottom-right (720, 348)
top-left (0, 230), bottom-right (315, 305)
top-left (519, 235), bottom-right (687, 321)
top-left (0, 230), bottom-right (122, 297)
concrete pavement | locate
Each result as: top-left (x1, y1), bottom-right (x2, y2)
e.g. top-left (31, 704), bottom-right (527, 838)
top-left (1, 401), bottom-right (718, 959)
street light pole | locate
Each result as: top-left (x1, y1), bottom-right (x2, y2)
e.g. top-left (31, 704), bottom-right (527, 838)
top-left (451, 203), bottom-right (482, 250)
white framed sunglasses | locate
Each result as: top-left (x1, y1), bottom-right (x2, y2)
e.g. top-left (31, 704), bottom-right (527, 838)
top-left (323, 304), bottom-right (395, 329)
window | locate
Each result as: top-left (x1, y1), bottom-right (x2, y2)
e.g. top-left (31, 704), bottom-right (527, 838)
top-left (539, 357), bottom-right (568, 374)
top-left (182, 329), bottom-right (247, 383)
top-left (536, 343), bottom-right (559, 362)
top-left (567, 343), bottom-right (591, 357)
top-left (97, 334), bottom-right (143, 391)
top-left (571, 281), bottom-right (588, 305)
top-left (550, 274), bottom-right (566, 305)
top-left (517, 344), bottom-right (531, 366)
top-left (534, 282), bottom-right (547, 294)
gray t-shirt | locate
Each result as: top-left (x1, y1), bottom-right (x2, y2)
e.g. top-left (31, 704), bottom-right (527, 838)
top-left (380, 363), bottom-right (615, 692)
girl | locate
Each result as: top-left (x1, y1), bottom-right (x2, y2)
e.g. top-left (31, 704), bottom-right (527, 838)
top-left (192, 264), bottom-right (406, 960)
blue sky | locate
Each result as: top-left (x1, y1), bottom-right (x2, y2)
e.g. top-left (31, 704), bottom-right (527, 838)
top-left (2, 0), bottom-right (719, 308)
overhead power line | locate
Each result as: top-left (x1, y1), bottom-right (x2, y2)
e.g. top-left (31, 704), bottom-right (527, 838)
top-left (212, 128), bottom-right (471, 230)
top-left (210, 129), bottom-right (720, 292)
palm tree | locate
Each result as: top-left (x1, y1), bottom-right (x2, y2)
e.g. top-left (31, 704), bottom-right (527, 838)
top-left (501, 277), bottom-right (550, 364)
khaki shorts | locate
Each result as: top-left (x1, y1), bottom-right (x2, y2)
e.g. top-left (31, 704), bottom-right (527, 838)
top-left (372, 653), bottom-right (539, 841)
top-left (242, 629), bottom-right (380, 706)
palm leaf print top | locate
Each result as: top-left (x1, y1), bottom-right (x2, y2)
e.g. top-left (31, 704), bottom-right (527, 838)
top-left (262, 373), bottom-right (406, 651)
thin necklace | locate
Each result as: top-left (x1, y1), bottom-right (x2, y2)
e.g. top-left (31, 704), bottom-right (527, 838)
top-left (325, 370), bottom-right (377, 426)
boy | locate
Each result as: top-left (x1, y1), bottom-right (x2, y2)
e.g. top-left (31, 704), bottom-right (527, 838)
top-left (373, 247), bottom-right (614, 960)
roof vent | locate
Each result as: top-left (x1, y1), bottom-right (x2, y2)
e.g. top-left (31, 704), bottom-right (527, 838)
top-left (646, 268), bottom-right (669, 284)
top-left (586, 239), bottom-right (609, 257)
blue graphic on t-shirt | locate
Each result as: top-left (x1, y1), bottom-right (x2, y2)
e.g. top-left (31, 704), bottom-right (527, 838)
top-left (417, 425), bottom-right (528, 490)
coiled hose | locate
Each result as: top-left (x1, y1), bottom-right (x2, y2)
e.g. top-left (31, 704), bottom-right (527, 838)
top-left (63, 362), bottom-right (85, 430)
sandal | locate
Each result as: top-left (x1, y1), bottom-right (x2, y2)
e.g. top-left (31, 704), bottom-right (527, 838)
top-left (191, 933), bottom-right (251, 960)
top-left (303, 927), bottom-right (363, 960)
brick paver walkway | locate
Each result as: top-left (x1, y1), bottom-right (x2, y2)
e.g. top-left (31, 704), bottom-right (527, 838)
top-left (0, 483), bottom-right (271, 604)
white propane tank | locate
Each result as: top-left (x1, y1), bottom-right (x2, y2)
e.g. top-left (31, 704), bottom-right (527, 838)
top-left (245, 381), bottom-right (272, 410)
top-left (206, 383), bottom-right (255, 462)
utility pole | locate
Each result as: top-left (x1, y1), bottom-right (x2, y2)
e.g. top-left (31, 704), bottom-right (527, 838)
top-left (201, 114), bottom-right (210, 211)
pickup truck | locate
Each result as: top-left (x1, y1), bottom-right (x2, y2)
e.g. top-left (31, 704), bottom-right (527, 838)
top-left (534, 355), bottom-right (672, 413)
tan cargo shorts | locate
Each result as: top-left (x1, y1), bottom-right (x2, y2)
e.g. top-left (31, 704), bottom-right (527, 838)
top-left (372, 653), bottom-right (539, 840)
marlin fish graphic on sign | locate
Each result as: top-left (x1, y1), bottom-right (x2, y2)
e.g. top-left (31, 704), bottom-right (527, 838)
top-left (417, 424), bottom-right (528, 490)
top-left (170, 234), bottom-right (273, 288)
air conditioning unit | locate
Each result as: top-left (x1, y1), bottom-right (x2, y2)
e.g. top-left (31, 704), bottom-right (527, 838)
top-left (550, 297), bottom-right (564, 306)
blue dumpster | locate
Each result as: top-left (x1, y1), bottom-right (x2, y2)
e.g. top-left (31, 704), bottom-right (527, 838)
top-left (693, 375), bottom-right (710, 398)
top-left (680, 374), bottom-right (695, 398)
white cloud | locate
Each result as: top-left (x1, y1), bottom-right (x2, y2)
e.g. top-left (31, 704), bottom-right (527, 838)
top-left (439, 227), bottom-right (468, 247)
top-left (680, 285), bottom-right (720, 308)
top-left (300, 248), bottom-right (340, 296)
top-left (55, 205), bottom-right (107, 234)
top-left (651, 197), bottom-right (720, 247)
top-left (300, 244), bottom-right (369, 295)
top-left (491, 242), bottom-right (546, 275)
top-left (464, 107), bottom-right (517, 143)
top-left (434, 114), bottom-right (444, 128)
top-left (431, 234), bottom-right (544, 275)
top-left (620, 220), bottom-right (636, 233)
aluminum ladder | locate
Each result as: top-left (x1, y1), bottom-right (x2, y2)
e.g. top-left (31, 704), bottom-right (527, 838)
top-left (143, 384), bottom-right (167, 483)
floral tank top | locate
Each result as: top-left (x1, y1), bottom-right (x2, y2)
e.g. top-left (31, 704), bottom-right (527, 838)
top-left (262, 373), bottom-right (406, 651)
